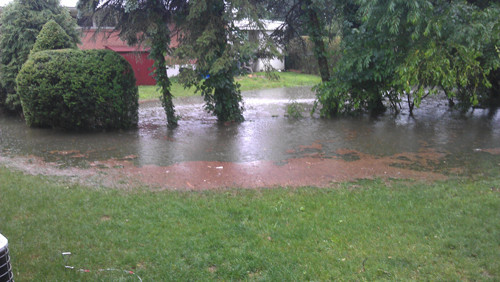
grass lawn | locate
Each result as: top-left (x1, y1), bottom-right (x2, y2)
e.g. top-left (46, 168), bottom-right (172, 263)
top-left (138, 71), bottom-right (321, 100)
top-left (0, 168), bottom-right (499, 280)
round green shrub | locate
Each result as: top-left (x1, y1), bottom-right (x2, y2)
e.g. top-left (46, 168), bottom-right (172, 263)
top-left (17, 49), bottom-right (139, 130)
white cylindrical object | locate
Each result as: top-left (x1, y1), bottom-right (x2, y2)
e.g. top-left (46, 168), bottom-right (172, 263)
top-left (0, 233), bottom-right (13, 282)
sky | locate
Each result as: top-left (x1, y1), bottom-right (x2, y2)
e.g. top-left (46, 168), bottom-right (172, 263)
top-left (0, 0), bottom-right (78, 7)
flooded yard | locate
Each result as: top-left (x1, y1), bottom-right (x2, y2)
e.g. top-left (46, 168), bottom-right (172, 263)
top-left (1, 86), bottom-right (499, 189)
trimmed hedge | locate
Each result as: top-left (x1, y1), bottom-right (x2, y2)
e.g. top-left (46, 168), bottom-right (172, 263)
top-left (17, 49), bottom-right (138, 130)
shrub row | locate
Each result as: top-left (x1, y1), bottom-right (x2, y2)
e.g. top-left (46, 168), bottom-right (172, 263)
top-left (17, 49), bottom-right (138, 130)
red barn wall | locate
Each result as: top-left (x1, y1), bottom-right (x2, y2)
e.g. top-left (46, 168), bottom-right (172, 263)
top-left (120, 52), bottom-right (156, 86)
top-left (105, 47), bottom-right (156, 86)
top-left (79, 28), bottom-right (180, 86)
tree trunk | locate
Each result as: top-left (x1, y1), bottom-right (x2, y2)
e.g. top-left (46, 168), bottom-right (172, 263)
top-left (407, 92), bottom-right (414, 116)
top-left (304, 0), bottom-right (331, 83)
top-left (149, 26), bottom-right (178, 128)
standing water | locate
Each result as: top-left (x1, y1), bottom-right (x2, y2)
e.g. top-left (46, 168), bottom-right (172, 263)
top-left (1, 87), bottom-right (499, 188)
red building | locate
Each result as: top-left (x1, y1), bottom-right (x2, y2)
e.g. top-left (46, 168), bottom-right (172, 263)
top-left (79, 29), bottom-right (167, 86)
top-left (105, 46), bottom-right (156, 86)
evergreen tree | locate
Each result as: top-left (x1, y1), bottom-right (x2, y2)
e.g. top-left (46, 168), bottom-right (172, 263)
top-left (31, 20), bottom-right (77, 53)
top-left (175, 0), bottom-right (271, 123)
top-left (78, 0), bottom-right (278, 125)
top-left (0, 0), bottom-right (80, 112)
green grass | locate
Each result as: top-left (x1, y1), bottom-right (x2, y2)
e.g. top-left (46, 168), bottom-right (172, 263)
top-left (138, 77), bottom-right (197, 100)
top-left (138, 72), bottom-right (321, 100)
top-left (237, 71), bottom-right (321, 92)
top-left (1, 169), bottom-right (499, 281)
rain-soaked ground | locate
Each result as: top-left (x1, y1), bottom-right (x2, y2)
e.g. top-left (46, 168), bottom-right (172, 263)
top-left (1, 86), bottom-right (499, 189)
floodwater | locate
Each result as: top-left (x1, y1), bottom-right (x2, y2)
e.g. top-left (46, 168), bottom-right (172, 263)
top-left (1, 87), bottom-right (499, 189)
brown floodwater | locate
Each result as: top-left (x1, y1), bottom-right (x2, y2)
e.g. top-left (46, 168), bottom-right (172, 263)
top-left (1, 87), bottom-right (499, 189)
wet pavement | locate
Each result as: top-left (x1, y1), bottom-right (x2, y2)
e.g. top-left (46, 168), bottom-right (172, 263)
top-left (1, 87), bottom-right (499, 189)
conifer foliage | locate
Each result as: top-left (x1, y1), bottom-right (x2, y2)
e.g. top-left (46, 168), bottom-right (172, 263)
top-left (175, 0), bottom-right (247, 123)
top-left (0, 0), bottom-right (80, 112)
top-left (31, 20), bottom-right (77, 53)
top-left (174, 0), bottom-right (272, 123)
top-left (78, 0), bottom-right (272, 124)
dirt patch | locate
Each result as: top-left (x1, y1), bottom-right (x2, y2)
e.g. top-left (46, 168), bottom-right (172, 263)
top-left (299, 141), bottom-right (323, 151)
top-left (0, 149), bottom-right (449, 190)
top-left (105, 154), bottom-right (446, 190)
top-left (208, 266), bottom-right (217, 273)
top-left (100, 215), bottom-right (111, 221)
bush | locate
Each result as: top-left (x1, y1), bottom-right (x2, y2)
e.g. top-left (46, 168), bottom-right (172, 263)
top-left (286, 101), bottom-right (304, 119)
top-left (17, 49), bottom-right (138, 130)
top-left (31, 20), bottom-right (76, 53)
